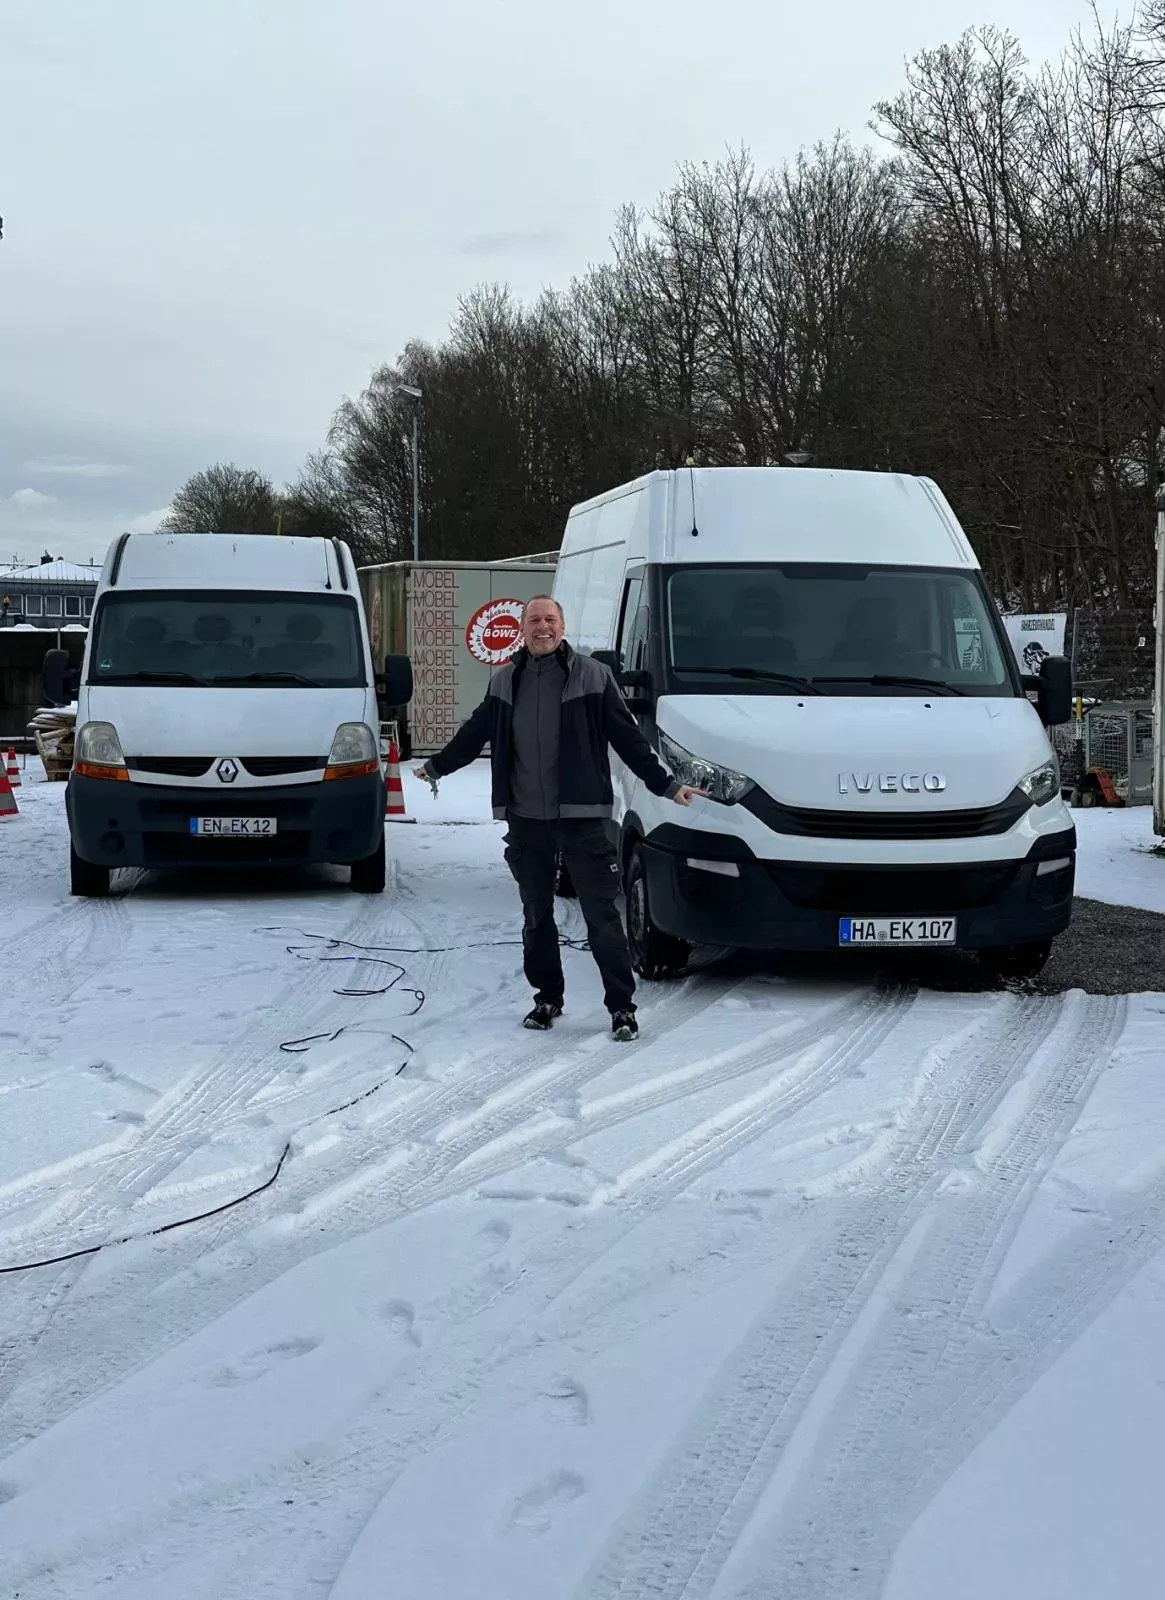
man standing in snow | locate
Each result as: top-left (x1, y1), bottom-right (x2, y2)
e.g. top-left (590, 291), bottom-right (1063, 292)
top-left (415, 595), bottom-right (701, 1040)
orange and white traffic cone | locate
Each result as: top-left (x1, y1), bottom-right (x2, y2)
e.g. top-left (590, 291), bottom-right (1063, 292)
top-left (0, 765), bottom-right (18, 820)
top-left (384, 738), bottom-right (415, 823)
top-left (6, 747), bottom-right (20, 788)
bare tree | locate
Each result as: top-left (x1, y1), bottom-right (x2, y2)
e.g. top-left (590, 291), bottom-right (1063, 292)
top-left (161, 463), bottom-right (280, 534)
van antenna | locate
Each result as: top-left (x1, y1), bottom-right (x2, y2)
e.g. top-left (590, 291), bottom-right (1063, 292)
top-left (686, 455), bottom-right (699, 537)
top-left (323, 542), bottom-right (333, 590)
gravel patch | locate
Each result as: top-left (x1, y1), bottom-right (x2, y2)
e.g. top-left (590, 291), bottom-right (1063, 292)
top-left (1028, 896), bottom-right (1165, 996)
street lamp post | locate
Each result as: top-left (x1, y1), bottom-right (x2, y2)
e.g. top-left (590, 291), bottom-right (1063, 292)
top-left (392, 383), bottom-right (422, 563)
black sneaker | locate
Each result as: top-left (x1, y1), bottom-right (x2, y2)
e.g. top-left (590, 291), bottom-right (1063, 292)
top-left (611, 1010), bottom-right (638, 1042)
top-left (523, 1001), bottom-right (563, 1031)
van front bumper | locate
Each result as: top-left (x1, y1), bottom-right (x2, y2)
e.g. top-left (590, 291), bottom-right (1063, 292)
top-left (640, 824), bottom-right (1076, 953)
top-left (66, 772), bottom-right (385, 869)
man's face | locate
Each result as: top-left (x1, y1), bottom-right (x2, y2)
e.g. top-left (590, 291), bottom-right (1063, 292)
top-left (522, 599), bottom-right (564, 656)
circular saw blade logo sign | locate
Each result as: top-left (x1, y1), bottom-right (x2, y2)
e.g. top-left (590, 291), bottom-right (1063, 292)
top-left (465, 599), bottom-right (523, 666)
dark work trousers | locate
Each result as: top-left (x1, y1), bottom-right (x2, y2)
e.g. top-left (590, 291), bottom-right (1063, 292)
top-left (503, 815), bottom-right (636, 1015)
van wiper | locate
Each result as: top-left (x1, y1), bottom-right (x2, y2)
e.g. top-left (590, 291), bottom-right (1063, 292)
top-left (211, 671), bottom-right (322, 687)
top-left (93, 669), bottom-right (208, 686)
top-left (812, 674), bottom-right (965, 696)
top-left (679, 665), bottom-right (823, 694)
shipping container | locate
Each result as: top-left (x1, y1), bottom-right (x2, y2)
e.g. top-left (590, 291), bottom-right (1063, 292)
top-left (357, 559), bottom-right (556, 757)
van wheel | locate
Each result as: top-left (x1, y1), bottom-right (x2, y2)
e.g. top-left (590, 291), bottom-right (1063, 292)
top-left (625, 843), bottom-right (689, 979)
top-left (70, 845), bottom-right (110, 898)
top-left (350, 833), bottom-right (386, 893)
top-left (980, 940), bottom-right (1052, 981)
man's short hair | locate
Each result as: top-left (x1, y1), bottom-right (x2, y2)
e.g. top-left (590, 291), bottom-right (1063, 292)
top-left (522, 594), bottom-right (564, 622)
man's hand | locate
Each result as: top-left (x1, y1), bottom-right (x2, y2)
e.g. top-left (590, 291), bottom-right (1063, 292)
top-left (671, 785), bottom-right (707, 806)
top-left (413, 763), bottom-right (439, 796)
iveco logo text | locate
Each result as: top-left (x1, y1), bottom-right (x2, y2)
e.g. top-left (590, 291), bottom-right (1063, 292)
top-left (838, 772), bottom-right (946, 795)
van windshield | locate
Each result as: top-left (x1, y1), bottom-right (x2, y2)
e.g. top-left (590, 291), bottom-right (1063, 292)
top-left (666, 564), bottom-right (1015, 697)
top-left (88, 590), bottom-right (367, 688)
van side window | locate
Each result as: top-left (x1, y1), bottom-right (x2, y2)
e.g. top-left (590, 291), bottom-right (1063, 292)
top-left (621, 577), bottom-right (650, 673)
top-left (616, 574), bottom-right (643, 667)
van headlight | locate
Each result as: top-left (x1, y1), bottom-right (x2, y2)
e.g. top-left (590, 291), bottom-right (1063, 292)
top-left (74, 721), bottom-right (129, 782)
top-left (324, 722), bottom-right (378, 780)
top-left (658, 731), bottom-right (754, 805)
top-left (1019, 757), bottom-right (1060, 807)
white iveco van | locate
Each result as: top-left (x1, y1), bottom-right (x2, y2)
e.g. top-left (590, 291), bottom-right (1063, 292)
top-left (553, 467), bottom-right (1076, 980)
top-left (44, 532), bottom-right (404, 897)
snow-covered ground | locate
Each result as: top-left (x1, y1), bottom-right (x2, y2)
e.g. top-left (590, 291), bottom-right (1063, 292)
top-left (1, 763), bottom-right (1164, 1600)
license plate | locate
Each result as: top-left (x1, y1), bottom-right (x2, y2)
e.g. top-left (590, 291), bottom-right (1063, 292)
top-left (190, 817), bottom-right (278, 837)
top-left (839, 916), bottom-right (956, 946)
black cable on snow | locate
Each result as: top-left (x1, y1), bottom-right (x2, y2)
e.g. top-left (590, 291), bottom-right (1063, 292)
top-left (2, 922), bottom-right (590, 1276)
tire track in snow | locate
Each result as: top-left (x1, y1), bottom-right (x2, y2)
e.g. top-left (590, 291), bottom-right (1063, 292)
top-left (0, 897), bottom-right (391, 1264)
top-left (0, 954), bottom-right (751, 1441)
top-left (418, 981), bottom-right (915, 1215)
top-left (570, 991), bottom-right (1093, 1600)
top-left (16, 986), bottom-right (925, 1600)
top-left (4, 896), bottom-right (133, 1015)
top-left (731, 993), bottom-right (1129, 1600)
top-left (262, 964), bottom-right (764, 1227)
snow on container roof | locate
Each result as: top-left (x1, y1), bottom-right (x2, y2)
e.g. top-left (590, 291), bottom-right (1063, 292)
top-left (107, 533), bottom-right (347, 592)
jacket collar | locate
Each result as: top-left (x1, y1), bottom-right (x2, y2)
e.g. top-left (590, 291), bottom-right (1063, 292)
top-left (511, 640), bottom-right (573, 670)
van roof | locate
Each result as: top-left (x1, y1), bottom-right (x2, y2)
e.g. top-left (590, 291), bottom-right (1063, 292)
top-left (564, 467), bottom-right (979, 570)
top-left (101, 533), bottom-right (353, 593)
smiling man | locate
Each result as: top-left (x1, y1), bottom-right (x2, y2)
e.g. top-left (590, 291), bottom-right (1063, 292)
top-left (416, 595), bottom-right (701, 1039)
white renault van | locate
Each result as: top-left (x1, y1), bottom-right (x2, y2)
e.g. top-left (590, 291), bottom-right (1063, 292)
top-left (552, 467), bottom-right (1076, 980)
top-left (43, 532), bottom-right (408, 897)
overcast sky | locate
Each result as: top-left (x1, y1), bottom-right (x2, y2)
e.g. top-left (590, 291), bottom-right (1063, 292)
top-left (1, 0), bottom-right (1089, 564)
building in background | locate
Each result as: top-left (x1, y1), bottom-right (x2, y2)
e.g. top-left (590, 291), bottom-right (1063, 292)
top-left (0, 555), bottom-right (102, 627)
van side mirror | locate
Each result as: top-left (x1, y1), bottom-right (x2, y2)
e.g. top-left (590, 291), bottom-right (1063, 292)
top-left (591, 649), bottom-right (620, 673)
top-left (1033, 655), bottom-right (1072, 727)
top-left (618, 668), bottom-right (653, 711)
top-left (43, 648), bottom-right (79, 706)
top-left (382, 653), bottom-right (414, 705)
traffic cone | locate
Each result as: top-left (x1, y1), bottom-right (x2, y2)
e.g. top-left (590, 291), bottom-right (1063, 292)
top-left (6, 747), bottom-right (20, 788)
top-left (384, 738), bottom-right (415, 823)
top-left (0, 765), bottom-right (18, 820)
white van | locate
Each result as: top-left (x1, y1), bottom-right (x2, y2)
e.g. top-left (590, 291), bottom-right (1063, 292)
top-left (552, 467), bottom-right (1076, 980)
top-left (43, 532), bottom-right (407, 897)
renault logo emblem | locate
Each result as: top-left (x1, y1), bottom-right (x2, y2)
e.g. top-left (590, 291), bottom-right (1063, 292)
top-left (216, 758), bottom-right (239, 784)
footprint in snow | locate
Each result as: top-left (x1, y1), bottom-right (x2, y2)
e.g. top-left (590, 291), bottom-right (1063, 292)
top-left (543, 1376), bottom-right (590, 1427)
top-left (0, 1480), bottom-right (18, 1506)
top-left (378, 1299), bottom-right (422, 1346)
top-left (106, 1109), bottom-right (147, 1126)
top-left (476, 1218), bottom-right (512, 1255)
top-left (205, 1335), bottom-right (319, 1388)
top-left (505, 1471), bottom-right (586, 1535)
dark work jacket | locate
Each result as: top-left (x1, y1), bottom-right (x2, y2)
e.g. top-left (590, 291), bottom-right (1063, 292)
top-left (424, 642), bottom-right (679, 820)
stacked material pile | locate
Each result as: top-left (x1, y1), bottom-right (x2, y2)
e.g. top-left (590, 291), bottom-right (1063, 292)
top-left (29, 703), bottom-right (76, 780)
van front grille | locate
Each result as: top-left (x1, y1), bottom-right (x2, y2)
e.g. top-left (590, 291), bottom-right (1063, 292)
top-left (743, 788), bottom-right (1031, 841)
top-left (129, 757), bottom-right (214, 777)
top-left (241, 757), bottom-right (326, 777)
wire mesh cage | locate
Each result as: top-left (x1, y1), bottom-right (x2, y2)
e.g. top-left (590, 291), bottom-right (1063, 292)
top-left (1081, 702), bottom-right (1154, 803)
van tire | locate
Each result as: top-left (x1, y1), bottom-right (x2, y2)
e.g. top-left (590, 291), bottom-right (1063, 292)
top-left (350, 833), bottom-right (386, 893)
top-left (980, 940), bottom-right (1052, 981)
top-left (625, 843), bottom-right (689, 980)
top-left (70, 845), bottom-right (111, 898)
